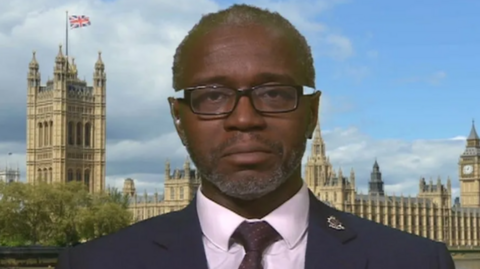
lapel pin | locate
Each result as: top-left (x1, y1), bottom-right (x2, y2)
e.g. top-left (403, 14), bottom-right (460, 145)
top-left (327, 216), bottom-right (345, 230)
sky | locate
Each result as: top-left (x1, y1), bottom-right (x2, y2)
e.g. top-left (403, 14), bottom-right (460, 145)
top-left (0, 0), bottom-right (479, 199)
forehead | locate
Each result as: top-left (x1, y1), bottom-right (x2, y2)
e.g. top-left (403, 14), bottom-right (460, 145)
top-left (180, 25), bottom-right (301, 88)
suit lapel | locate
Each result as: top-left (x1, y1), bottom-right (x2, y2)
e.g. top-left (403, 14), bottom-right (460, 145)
top-left (305, 191), bottom-right (368, 269)
top-left (150, 200), bottom-right (209, 269)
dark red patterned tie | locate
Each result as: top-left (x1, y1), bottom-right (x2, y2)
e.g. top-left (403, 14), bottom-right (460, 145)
top-left (231, 221), bottom-right (281, 269)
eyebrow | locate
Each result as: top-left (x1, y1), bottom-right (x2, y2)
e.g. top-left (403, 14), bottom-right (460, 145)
top-left (253, 72), bottom-right (297, 84)
top-left (190, 72), bottom-right (297, 87)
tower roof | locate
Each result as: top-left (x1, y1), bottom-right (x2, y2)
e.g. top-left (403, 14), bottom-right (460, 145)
top-left (313, 120), bottom-right (321, 140)
top-left (468, 119), bottom-right (479, 140)
top-left (95, 51), bottom-right (104, 69)
top-left (29, 51), bottom-right (39, 69)
top-left (56, 44), bottom-right (64, 58)
top-left (373, 158), bottom-right (379, 169)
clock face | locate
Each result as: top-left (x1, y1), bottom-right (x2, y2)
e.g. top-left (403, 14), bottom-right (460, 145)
top-left (463, 165), bottom-right (473, 175)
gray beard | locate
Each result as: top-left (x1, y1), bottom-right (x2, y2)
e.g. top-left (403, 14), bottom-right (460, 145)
top-left (185, 133), bottom-right (306, 200)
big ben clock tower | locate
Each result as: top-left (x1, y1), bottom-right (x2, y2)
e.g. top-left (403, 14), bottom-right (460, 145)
top-left (458, 121), bottom-right (480, 208)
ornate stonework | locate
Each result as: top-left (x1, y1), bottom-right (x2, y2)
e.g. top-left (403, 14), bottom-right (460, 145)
top-left (26, 46), bottom-right (106, 192)
top-left (124, 157), bottom-right (200, 222)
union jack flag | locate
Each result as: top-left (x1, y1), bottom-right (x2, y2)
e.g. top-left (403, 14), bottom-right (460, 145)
top-left (69, 15), bottom-right (91, 29)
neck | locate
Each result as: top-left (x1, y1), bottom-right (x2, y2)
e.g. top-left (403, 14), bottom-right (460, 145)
top-left (201, 168), bottom-right (303, 219)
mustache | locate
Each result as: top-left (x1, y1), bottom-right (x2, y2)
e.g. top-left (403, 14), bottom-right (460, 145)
top-left (214, 132), bottom-right (283, 157)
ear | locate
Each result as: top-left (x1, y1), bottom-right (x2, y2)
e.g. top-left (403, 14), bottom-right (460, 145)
top-left (306, 91), bottom-right (320, 139)
top-left (168, 97), bottom-right (187, 146)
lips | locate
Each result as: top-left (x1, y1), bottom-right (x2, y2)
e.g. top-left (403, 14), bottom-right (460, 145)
top-left (221, 144), bottom-right (273, 157)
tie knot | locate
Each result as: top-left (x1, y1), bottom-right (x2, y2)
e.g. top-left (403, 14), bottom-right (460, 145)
top-left (232, 221), bottom-right (281, 253)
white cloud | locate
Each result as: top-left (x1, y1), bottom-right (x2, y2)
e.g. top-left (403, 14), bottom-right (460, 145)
top-left (399, 71), bottom-right (447, 86)
top-left (324, 34), bottom-right (354, 60)
top-left (333, 64), bottom-right (370, 82)
top-left (427, 71), bottom-right (447, 85)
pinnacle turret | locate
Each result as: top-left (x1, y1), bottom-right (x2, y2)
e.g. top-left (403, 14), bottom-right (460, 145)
top-left (373, 158), bottom-right (379, 169)
top-left (29, 51), bottom-right (39, 70)
top-left (468, 119), bottom-right (479, 140)
top-left (95, 51), bottom-right (104, 70)
top-left (310, 120), bottom-right (326, 158)
top-left (313, 120), bottom-right (321, 141)
top-left (369, 159), bottom-right (384, 196)
top-left (55, 44), bottom-right (65, 62)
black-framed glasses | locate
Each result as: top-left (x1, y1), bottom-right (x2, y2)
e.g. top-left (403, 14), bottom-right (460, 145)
top-left (175, 84), bottom-right (319, 115)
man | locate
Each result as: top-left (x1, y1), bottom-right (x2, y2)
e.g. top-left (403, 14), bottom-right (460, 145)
top-left (56, 4), bottom-right (455, 269)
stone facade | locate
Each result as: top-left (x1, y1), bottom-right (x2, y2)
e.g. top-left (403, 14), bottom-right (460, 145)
top-left (26, 46), bottom-right (106, 192)
top-left (0, 165), bottom-right (20, 183)
top-left (123, 157), bottom-right (200, 222)
top-left (126, 121), bottom-right (480, 247)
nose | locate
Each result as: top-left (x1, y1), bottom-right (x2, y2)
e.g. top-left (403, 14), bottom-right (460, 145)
top-left (223, 95), bottom-right (267, 132)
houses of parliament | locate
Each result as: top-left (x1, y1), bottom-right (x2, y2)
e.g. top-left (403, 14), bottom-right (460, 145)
top-left (16, 47), bottom-right (480, 247)
top-left (22, 45), bottom-right (106, 192)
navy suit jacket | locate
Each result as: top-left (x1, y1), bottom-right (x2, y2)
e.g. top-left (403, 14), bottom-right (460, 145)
top-left (56, 191), bottom-right (455, 269)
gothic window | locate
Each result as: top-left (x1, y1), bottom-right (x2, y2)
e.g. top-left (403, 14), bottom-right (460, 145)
top-left (67, 169), bottom-right (73, 182)
top-left (37, 168), bottom-right (42, 182)
top-left (49, 168), bottom-right (53, 183)
top-left (38, 123), bottom-right (43, 147)
top-left (68, 122), bottom-right (74, 145)
top-left (76, 122), bottom-right (83, 146)
top-left (49, 121), bottom-right (53, 145)
top-left (84, 123), bottom-right (91, 147)
top-left (170, 187), bottom-right (174, 200)
top-left (76, 169), bottom-right (82, 181)
top-left (43, 168), bottom-right (48, 182)
top-left (315, 144), bottom-right (320, 154)
top-left (84, 169), bottom-right (90, 191)
top-left (180, 187), bottom-right (184, 200)
top-left (44, 122), bottom-right (49, 146)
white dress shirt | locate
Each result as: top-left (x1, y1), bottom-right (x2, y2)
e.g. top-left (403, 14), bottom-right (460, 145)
top-left (196, 183), bottom-right (310, 269)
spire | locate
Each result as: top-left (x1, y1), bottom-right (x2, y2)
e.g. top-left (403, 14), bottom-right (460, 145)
top-left (468, 119), bottom-right (479, 140)
top-left (310, 120), bottom-right (326, 158)
top-left (369, 158), bottom-right (384, 196)
top-left (69, 57), bottom-right (77, 77)
top-left (29, 51), bottom-right (39, 69)
top-left (184, 156), bottom-right (191, 180)
top-left (373, 158), bottom-right (379, 169)
top-left (56, 44), bottom-right (64, 60)
top-left (54, 44), bottom-right (65, 74)
top-left (95, 51), bottom-right (104, 70)
top-left (165, 158), bottom-right (170, 170)
top-left (165, 158), bottom-right (171, 180)
top-left (313, 120), bottom-right (321, 140)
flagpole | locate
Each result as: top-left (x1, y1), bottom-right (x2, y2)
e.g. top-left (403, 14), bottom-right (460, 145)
top-left (65, 10), bottom-right (69, 74)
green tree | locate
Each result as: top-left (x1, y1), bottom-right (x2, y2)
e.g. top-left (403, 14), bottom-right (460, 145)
top-left (106, 186), bottom-right (130, 209)
top-left (77, 191), bottom-right (132, 240)
top-left (47, 181), bottom-right (92, 246)
top-left (18, 181), bottom-right (56, 245)
top-left (0, 181), bottom-right (133, 246)
top-left (0, 181), bottom-right (29, 246)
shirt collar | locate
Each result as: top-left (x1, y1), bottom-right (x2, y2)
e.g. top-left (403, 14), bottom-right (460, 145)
top-left (196, 183), bottom-right (309, 251)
